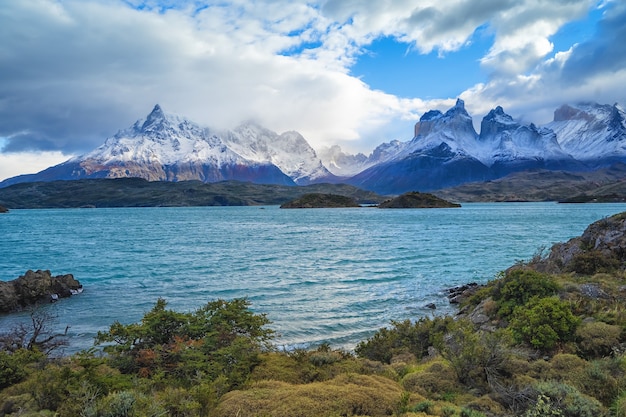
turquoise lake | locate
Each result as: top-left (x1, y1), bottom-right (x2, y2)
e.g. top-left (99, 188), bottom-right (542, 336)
top-left (2, 203), bottom-right (626, 352)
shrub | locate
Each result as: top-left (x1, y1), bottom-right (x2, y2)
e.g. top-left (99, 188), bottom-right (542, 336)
top-left (532, 380), bottom-right (606, 417)
top-left (568, 251), bottom-right (620, 275)
top-left (436, 320), bottom-right (512, 390)
top-left (490, 269), bottom-right (560, 318)
top-left (510, 297), bottom-right (580, 351)
top-left (576, 321), bottom-right (622, 358)
top-left (612, 391), bottom-right (626, 417)
top-left (95, 298), bottom-right (274, 389)
top-left (213, 374), bottom-right (404, 417)
top-left (401, 361), bottom-right (457, 397)
top-left (0, 349), bottom-right (42, 389)
top-left (524, 394), bottom-right (564, 417)
top-left (411, 400), bottom-right (433, 413)
top-left (355, 316), bottom-right (455, 363)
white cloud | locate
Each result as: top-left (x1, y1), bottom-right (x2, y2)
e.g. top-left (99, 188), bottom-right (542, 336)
top-left (0, 0), bottom-right (623, 182)
top-left (0, 151), bottom-right (73, 182)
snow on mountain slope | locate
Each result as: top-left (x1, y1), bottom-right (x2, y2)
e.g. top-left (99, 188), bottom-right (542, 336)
top-left (83, 104), bottom-right (247, 167)
top-left (479, 106), bottom-right (582, 169)
top-left (546, 102), bottom-right (626, 163)
top-left (403, 99), bottom-right (480, 160)
top-left (317, 142), bottom-right (409, 177)
top-left (223, 122), bottom-right (335, 184)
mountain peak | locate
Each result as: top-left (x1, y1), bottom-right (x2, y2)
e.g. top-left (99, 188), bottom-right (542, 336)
top-left (151, 103), bottom-right (164, 115)
top-left (444, 98), bottom-right (470, 119)
top-left (141, 104), bottom-right (170, 132)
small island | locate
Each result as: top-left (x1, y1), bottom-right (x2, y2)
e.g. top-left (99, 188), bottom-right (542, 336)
top-left (280, 193), bottom-right (361, 208)
top-left (0, 205), bottom-right (8, 213)
top-left (378, 191), bottom-right (461, 208)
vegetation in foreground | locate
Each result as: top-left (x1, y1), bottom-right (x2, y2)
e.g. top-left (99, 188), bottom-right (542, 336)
top-left (3, 213), bottom-right (626, 416)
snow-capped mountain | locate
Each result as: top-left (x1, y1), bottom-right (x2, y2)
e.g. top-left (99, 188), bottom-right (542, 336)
top-left (3, 100), bottom-right (626, 195)
top-left (347, 100), bottom-right (591, 193)
top-left (478, 106), bottom-right (585, 174)
top-left (317, 145), bottom-right (370, 177)
top-left (0, 105), bottom-right (334, 187)
top-left (546, 102), bottom-right (626, 165)
top-left (223, 122), bottom-right (335, 185)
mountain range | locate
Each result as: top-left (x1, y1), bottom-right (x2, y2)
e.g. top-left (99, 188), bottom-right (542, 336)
top-left (2, 100), bottom-right (625, 195)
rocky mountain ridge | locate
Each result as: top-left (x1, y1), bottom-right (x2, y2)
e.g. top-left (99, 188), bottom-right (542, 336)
top-left (1, 100), bottom-right (625, 195)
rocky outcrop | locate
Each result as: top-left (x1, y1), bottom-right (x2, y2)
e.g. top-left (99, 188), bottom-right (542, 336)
top-left (378, 192), bottom-right (461, 208)
top-left (531, 212), bottom-right (626, 274)
top-left (0, 205), bottom-right (8, 213)
top-left (0, 270), bottom-right (82, 313)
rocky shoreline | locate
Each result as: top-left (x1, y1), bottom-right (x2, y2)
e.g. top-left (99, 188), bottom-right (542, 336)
top-left (0, 270), bottom-right (83, 313)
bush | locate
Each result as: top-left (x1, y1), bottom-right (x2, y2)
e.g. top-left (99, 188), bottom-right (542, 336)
top-left (355, 316), bottom-right (455, 363)
top-left (401, 361), bottom-right (457, 397)
top-left (95, 298), bottom-right (274, 389)
top-left (213, 374), bottom-right (404, 417)
top-left (510, 297), bottom-right (580, 351)
top-left (568, 251), bottom-right (620, 275)
top-left (491, 269), bottom-right (560, 318)
top-left (436, 321), bottom-right (512, 390)
top-left (531, 380), bottom-right (606, 417)
top-left (576, 321), bottom-right (622, 358)
top-left (0, 349), bottom-right (42, 389)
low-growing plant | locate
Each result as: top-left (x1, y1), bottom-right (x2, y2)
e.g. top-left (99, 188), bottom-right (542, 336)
top-left (532, 380), bottom-right (607, 417)
top-left (510, 296), bottom-right (580, 351)
top-left (576, 321), bottom-right (622, 358)
top-left (355, 316), bottom-right (455, 363)
top-left (568, 251), bottom-right (620, 275)
top-left (490, 269), bottom-right (560, 318)
top-left (524, 394), bottom-right (564, 417)
top-left (411, 399), bottom-right (433, 413)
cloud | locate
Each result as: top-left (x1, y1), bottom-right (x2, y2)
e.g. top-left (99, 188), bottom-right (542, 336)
top-left (560, 0), bottom-right (626, 83)
top-left (0, 151), bottom-right (73, 182)
top-left (0, 0), bottom-right (421, 158)
top-left (0, 0), bottom-right (623, 184)
top-left (460, 0), bottom-right (626, 125)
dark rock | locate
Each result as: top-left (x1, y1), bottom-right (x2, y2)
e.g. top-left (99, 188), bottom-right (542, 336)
top-left (0, 270), bottom-right (82, 313)
top-left (0, 205), bottom-right (8, 213)
top-left (425, 303), bottom-right (437, 310)
top-left (447, 282), bottom-right (480, 304)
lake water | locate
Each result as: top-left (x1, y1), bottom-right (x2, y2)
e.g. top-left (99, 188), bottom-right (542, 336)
top-left (2, 203), bottom-right (626, 353)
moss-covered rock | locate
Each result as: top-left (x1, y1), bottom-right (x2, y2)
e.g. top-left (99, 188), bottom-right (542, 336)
top-left (378, 191), bottom-right (461, 208)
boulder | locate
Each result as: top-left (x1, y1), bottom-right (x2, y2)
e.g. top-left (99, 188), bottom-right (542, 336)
top-left (0, 270), bottom-right (82, 313)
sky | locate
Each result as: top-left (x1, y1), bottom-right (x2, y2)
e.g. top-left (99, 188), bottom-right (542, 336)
top-left (1, 0), bottom-right (625, 181)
